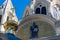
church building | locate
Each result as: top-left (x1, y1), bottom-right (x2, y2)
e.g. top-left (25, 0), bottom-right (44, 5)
top-left (0, 0), bottom-right (60, 40)
top-left (16, 0), bottom-right (60, 40)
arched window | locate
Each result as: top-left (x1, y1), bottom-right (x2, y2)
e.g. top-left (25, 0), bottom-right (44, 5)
top-left (7, 16), bottom-right (9, 21)
top-left (25, 9), bottom-right (29, 17)
top-left (26, 10), bottom-right (29, 16)
top-left (53, 7), bottom-right (57, 18)
top-left (41, 7), bottom-right (46, 15)
top-left (35, 8), bottom-right (40, 14)
top-left (0, 15), bottom-right (2, 23)
top-left (58, 9), bottom-right (60, 18)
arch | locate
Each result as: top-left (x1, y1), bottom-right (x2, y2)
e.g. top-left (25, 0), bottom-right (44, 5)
top-left (35, 8), bottom-right (40, 14)
top-left (25, 9), bottom-right (29, 16)
top-left (7, 16), bottom-right (9, 21)
top-left (16, 14), bottom-right (56, 40)
top-left (17, 21), bottom-right (55, 40)
top-left (0, 15), bottom-right (2, 23)
top-left (41, 7), bottom-right (46, 15)
top-left (23, 6), bottom-right (30, 18)
top-left (53, 7), bottom-right (57, 18)
top-left (58, 9), bottom-right (60, 17)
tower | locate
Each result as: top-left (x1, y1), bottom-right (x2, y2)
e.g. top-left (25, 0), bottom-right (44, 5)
top-left (17, 0), bottom-right (57, 40)
top-left (0, 0), bottom-right (18, 33)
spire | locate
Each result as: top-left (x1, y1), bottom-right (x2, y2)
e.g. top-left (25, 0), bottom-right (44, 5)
top-left (2, 0), bottom-right (18, 24)
top-left (30, 0), bottom-right (36, 14)
top-left (0, 0), bottom-right (18, 33)
top-left (30, 0), bottom-right (36, 9)
top-left (0, 0), bottom-right (8, 33)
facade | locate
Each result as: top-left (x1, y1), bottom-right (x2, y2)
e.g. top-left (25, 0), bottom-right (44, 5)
top-left (0, 0), bottom-right (60, 40)
top-left (16, 0), bottom-right (60, 40)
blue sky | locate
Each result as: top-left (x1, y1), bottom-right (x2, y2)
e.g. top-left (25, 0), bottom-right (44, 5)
top-left (0, 0), bottom-right (31, 20)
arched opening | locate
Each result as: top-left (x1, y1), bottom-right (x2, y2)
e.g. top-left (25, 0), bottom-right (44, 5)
top-left (35, 8), bottom-right (40, 14)
top-left (53, 7), bottom-right (57, 18)
top-left (53, 7), bottom-right (60, 20)
top-left (7, 16), bottom-right (9, 21)
top-left (41, 7), bottom-right (46, 15)
top-left (17, 21), bottom-right (56, 40)
top-left (0, 15), bottom-right (2, 23)
top-left (25, 10), bottom-right (29, 16)
top-left (58, 9), bottom-right (60, 19)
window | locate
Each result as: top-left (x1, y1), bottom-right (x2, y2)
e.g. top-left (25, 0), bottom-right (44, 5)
top-left (7, 16), bottom-right (9, 21)
top-left (41, 7), bottom-right (46, 15)
top-left (53, 7), bottom-right (57, 18)
top-left (35, 8), bottom-right (40, 14)
top-left (0, 15), bottom-right (2, 23)
top-left (58, 9), bottom-right (60, 18)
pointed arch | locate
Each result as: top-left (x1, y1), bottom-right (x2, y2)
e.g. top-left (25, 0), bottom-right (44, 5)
top-left (35, 8), bottom-right (40, 14)
top-left (0, 15), bottom-right (2, 23)
top-left (25, 9), bottom-right (29, 16)
top-left (41, 7), bottom-right (46, 15)
top-left (58, 9), bottom-right (60, 16)
top-left (53, 7), bottom-right (57, 18)
top-left (23, 6), bottom-right (30, 18)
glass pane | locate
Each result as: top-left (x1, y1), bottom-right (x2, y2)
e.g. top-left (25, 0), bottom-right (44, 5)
top-left (41, 7), bottom-right (46, 15)
top-left (53, 7), bottom-right (56, 18)
top-left (0, 15), bottom-right (2, 23)
top-left (58, 10), bottom-right (60, 18)
top-left (35, 8), bottom-right (40, 14)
